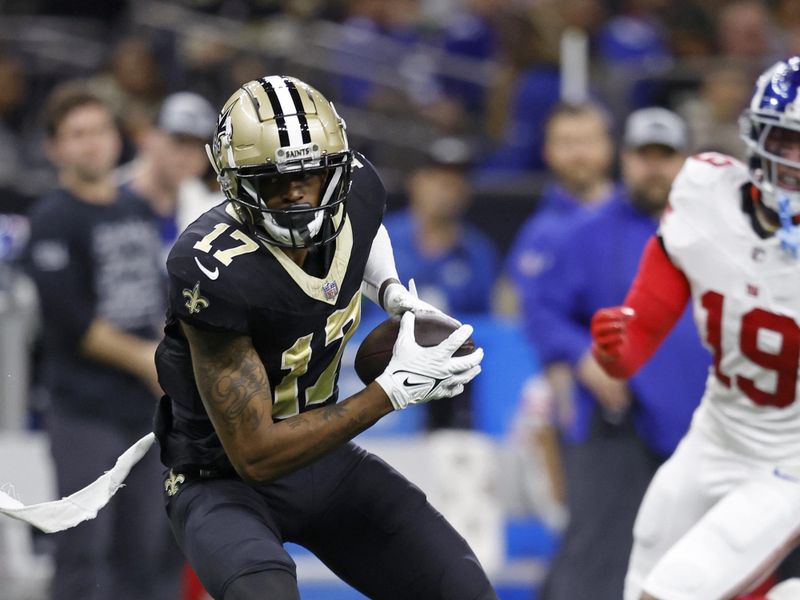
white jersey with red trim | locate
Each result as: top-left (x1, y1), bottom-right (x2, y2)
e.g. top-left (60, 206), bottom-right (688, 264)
top-left (659, 152), bottom-right (800, 464)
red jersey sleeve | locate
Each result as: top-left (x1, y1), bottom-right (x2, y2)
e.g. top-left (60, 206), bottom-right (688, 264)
top-left (599, 236), bottom-right (691, 378)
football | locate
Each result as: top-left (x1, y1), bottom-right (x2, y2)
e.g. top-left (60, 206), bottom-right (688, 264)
top-left (354, 313), bottom-right (476, 385)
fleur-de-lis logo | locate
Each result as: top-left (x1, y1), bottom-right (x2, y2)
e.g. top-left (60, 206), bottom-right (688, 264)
top-left (183, 282), bottom-right (210, 314)
top-left (164, 470), bottom-right (185, 497)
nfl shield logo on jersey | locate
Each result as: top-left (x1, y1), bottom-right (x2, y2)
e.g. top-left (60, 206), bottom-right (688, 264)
top-left (322, 280), bottom-right (339, 300)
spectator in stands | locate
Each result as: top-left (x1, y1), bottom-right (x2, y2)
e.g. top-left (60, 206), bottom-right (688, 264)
top-left (382, 136), bottom-right (499, 318)
top-left (717, 0), bottom-right (776, 66)
top-left (0, 50), bottom-right (34, 264)
top-left (334, 0), bottom-right (423, 111)
top-left (437, 0), bottom-right (499, 114)
top-left (477, 11), bottom-right (562, 176)
top-left (0, 49), bottom-right (51, 200)
top-left (118, 92), bottom-right (218, 598)
top-left (178, 33), bottom-right (239, 109)
top-left (774, 0), bottom-right (800, 56)
top-left (499, 99), bottom-right (616, 570)
top-left (380, 136), bottom-right (499, 429)
top-left (0, 52), bottom-right (37, 428)
top-left (677, 63), bottom-right (751, 160)
top-left (594, 0), bottom-right (673, 110)
top-left (25, 83), bottom-right (169, 600)
top-left (176, 160), bottom-right (223, 234)
top-left (595, 0), bottom-right (671, 67)
top-left (0, 210), bottom-right (28, 268)
top-left (88, 36), bottom-right (166, 155)
top-left (504, 101), bottom-right (616, 315)
top-left (479, 0), bottom-right (607, 177)
top-left (662, 1), bottom-right (716, 59)
top-left (0, 51), bottom-right (30, 195)
top-left (120, 91), bottom-right (218, 260)
top-left (333, 0), bottom-right (499, 141)
top-left (426, 0), bottom-right (504, 133)
top-left (521, 107), bottom-right (708, 600)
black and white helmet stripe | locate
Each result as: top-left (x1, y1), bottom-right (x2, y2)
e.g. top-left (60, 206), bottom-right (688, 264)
top-left (259, 76), bottom-right (311, 147)
top-left (284, 79), bottom-right (312, 144)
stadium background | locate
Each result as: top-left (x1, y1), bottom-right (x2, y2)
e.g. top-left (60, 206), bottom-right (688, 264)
top-left (0, 0), bottom-right (793, 598)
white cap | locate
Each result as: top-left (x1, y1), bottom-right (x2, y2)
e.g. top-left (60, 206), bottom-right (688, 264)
top-left (157, 92), bottom-right (217, 140)
top-left (624, 107), bottom-right (689, 152)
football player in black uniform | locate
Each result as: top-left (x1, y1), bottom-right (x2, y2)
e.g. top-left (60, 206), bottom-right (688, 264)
top-left (154, 76), bottom-right (494, 599)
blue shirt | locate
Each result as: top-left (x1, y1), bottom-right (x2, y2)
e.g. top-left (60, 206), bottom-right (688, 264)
top-left (477, 66), bottom-right (561, 176)
top-left (380, 209), bottom-right (500, 318)
top-left (521, 194), bottom-right (708, 456)
top-left (505, 182), bottom-right (616, 291)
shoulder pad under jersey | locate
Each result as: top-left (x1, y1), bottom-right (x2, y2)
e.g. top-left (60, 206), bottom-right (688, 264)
top-left (659, 153), bottom-right (749, 266)
top-left (664, 153), bottom-right (747, 225)
top-left (669, 153), bottom-right (748, 208)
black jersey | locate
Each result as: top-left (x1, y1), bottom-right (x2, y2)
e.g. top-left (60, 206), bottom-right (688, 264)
top-left (155, 154), bottom-right (386, 470)
top-left (26, 188), bottom-right (164, 430)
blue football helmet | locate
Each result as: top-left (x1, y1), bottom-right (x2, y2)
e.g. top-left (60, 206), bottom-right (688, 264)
top-left (741, 58), bottom-right (800, 220)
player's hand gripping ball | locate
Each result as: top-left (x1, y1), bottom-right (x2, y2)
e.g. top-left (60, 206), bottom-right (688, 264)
top-left (354, 313), bottom-right (476, 385)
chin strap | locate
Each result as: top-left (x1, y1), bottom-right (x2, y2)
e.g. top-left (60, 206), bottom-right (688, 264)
top-left (777, 195), bottom-right (800, 259)
top-left (284, 206), bottom-right (314, 246)
top-left (270, 202), bottom-right (318, 247)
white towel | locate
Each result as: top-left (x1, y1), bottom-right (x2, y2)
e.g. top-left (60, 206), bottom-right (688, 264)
top-left (0, 432), bottom-right (155, 533)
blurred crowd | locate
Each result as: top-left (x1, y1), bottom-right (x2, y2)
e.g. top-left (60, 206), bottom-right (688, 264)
top-left (1, 0), bottom-right (798, 280)
top-left (1, 1), bottom-right (799, 599)
top-left (0, 0), bottom-right (797, 203)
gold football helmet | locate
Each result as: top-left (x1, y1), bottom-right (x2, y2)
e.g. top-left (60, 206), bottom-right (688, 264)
top-left (207, 76), bottom-right (352, 248)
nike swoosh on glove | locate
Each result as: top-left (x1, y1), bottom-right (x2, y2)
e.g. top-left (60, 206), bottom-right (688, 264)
top-left (375, 311), bottom-right (483, 410)
top-left (382, 278), bottom-right (461, 328)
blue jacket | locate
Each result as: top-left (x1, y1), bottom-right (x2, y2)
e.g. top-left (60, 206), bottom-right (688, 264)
top-left (505, 182), bottom-right (614, 289)
top-left (520, 193), bottom-right (708, 456)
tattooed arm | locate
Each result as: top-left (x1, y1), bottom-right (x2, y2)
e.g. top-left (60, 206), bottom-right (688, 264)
top-left (181, 321), bottom-right (393, 483)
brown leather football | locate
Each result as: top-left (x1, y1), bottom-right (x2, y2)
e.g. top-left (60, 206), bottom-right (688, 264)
top-left (354, 313), bottom-right (476, 385)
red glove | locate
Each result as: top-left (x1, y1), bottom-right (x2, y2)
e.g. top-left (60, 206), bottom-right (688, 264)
top-left (591, 306), bottom-right (635, 364)
top-left (589, 237), bottom-right (691, 379)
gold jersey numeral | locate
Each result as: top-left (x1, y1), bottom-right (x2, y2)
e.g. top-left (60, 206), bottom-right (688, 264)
top-left (305, 291), bottom-right (362, 406)
top-left (272, 291), bottom-right (362, 418)
top-left (193, 223), bottom-right (259, 266)
top-left (272, 333), bottom-right (313, 419)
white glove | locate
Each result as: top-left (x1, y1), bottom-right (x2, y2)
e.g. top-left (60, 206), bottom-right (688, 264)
top-left (375, 311), bottom-right (484, 410)
top-left (382, 278), bottom-right (461, 328)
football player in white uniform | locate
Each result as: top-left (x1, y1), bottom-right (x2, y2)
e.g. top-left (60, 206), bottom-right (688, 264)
top-left (590, 57), bottom-right (800, 600)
